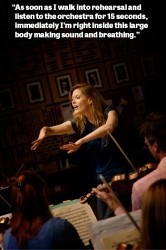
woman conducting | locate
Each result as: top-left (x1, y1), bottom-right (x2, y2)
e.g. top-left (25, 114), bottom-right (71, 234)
top-left (31, 83), bottom-right (131, 220)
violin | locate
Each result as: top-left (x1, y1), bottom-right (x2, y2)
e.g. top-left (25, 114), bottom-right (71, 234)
top-left (80, 162), bottom-right (157, 204)
top-left (116, 242), bottom-right (141, 250)
top-left (80, 130), bottom-right (157, 204)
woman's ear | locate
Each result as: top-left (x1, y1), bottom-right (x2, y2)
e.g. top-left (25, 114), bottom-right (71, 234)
top-left (88, 98), bottom-right (92, 105)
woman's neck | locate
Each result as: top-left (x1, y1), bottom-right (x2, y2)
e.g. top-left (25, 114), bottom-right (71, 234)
top-left (84, 110), bottom-right (95, 124)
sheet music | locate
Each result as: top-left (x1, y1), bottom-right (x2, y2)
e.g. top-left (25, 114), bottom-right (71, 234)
top-left (0, 213), bottom-right (12, 219)
top-left (87, 209), bottom-right (141, 250)
top-left (50, 199), bottom-right (97, 246)
top-left (0, 199), bottom-right (97, 247)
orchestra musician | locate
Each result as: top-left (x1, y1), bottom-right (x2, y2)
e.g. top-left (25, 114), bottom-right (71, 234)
top-left (94, 179), bottom-right (166, 250)
top-left (3, 171), bottom-right (85, 249)
top-left (92, 111), bottom-right (166, 213)
top-left (141, 179), bottom-right (166, 249)
top-left (31, 83), bottom-right (132, 220)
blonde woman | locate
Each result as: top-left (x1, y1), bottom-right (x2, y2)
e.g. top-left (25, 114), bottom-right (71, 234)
top-left (31, 83), bottom-right (131, 220)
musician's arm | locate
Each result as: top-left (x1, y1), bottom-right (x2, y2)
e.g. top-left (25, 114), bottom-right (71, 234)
top-left (92, 188), bottom-right (125, 215)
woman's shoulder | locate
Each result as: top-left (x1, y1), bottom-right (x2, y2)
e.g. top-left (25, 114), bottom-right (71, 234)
top-left (3, 227), bottom-right (17, 249)
top-left (104, 104), bottom-right (118, 115)
top-left (48, 216), bottom-right (67, 224)
top-left (49, 216), bottom-right (73, 229)
top-left (35, 217), bottom-right (73, 239)
top-left (104, 104), bottom-right (117, 111)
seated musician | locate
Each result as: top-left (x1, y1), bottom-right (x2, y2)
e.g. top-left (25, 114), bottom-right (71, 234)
top-left (93, 179), bottom-right (166, 250)
top-left (92, 111), bottom-right (166, 213)
top-left (2, 171), bottom-right (85, 249)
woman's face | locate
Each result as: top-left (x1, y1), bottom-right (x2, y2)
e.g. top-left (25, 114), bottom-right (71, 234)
top-left (71, 88), bottom-right (92, 116)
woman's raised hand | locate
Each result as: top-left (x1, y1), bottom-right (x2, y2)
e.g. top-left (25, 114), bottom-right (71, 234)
top-left (31, 138), bottom-right (44, 150)
top-left (60, 141), bottom-right (81, 154)
top-left (31, 127), bottom-right (48, 150)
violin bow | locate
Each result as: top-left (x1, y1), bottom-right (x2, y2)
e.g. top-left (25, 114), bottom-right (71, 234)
top-left (15, 162), bottom-right (26, 177)
top-left (99, 174), bottom-right (141, 233)
top-left (107, 130), bottom-right (138, 173)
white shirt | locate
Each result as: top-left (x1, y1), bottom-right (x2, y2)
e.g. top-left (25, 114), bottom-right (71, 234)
top-left (132, 156), bottom-right (166, 211)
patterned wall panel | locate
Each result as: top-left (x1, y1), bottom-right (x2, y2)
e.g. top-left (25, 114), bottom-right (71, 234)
top-left (42, 40), bottom-right (74, 72)
top-left (0, 114), bottom-right (28, 148)
top-left (76, 63), bottom-right (110, 91)
top-left (105, 57), bottom-right (136, 90)
top-left (0, 36), bottom-right (164, 176)
top-left (100, 39), bottom-right (131, 60)
top-left (0, 145), bottom-right (37, 177)
top-left (49, 69), bottom-right (79, 103)
top-left (35, 136), bottom-right (63, 164)
top-left (131, 52), bottom-right (160, 84)
top-left (12, 145), bottom-right (37, 174)
top-left (0, 149), bottom-right (16, 176)
top-left (25, 104), bottom-right (64, 164)
top-left (11, 41), bottom-right (45, 79)
top-left (0, 104), bottom-right (59, 147)
top-left (129, 32), bottom-right (157, 54)
top-left (1, 43), bottom-right (15, 83)
top-left (25, 105), bottom-right (59, 141)
top-left (18, 76), bottom-right (52, 109)
top-left (0, 82), bottom-right (23, 113)
top-left (70, 38), bottom-right (103, 66)
top-left (0, 104), bottom-right (62, 175)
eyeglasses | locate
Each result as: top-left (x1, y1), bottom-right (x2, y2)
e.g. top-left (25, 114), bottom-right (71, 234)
top-left (143, 140), bottom-right (155, 150)
top-left (143, 143), bottom-right (149, 149)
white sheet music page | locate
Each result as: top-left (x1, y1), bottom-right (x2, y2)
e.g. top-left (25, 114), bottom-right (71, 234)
top-left (49, 199), bottom-right (97, 246)
top-left (87, 209), bottom-right (141, 250)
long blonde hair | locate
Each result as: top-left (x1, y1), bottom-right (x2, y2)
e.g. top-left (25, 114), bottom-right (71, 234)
top-left (69, 83), bottom-right (106, 134)
top-left (141, 179), bottom-right (166, 249)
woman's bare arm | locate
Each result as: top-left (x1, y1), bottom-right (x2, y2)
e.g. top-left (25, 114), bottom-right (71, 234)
top-left (31, 121), bottom-right (74, 150)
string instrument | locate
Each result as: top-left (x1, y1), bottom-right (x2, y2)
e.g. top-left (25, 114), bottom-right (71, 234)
top-left (80, 131), bottom-right (157, 204)
top-left (100, 175), bottom-right (141, 249)
top-left (116, 241), bottom-right (141, 250)
top-left (80, 162), bottom-right (157, 204)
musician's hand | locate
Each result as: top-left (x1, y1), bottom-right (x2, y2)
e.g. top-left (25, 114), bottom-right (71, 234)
top-left (60, 141), bottom-right (81, 154)
top-left (92, 187), bottom-right (110, 202)
top-left (92, 188), bottom-right (119, 212)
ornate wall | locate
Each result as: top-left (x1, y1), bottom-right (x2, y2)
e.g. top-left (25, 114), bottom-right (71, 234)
top-left (0, 35), bottom-right (165, 177)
